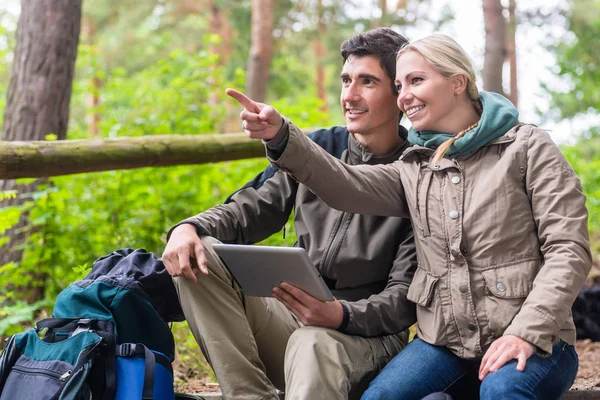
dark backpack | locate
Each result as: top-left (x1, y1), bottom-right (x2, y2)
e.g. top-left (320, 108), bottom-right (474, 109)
top-left (0, 249), bottom-right (183, 400)
top-left (573, 283), bottom-right (600, 342)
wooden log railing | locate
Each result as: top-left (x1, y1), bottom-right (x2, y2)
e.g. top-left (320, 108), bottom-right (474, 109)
top-left (0, 133), bottom-right (275, 179)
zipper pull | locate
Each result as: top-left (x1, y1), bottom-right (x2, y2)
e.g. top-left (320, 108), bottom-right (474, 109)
top-left (60, 370), bottom-right (72, 381)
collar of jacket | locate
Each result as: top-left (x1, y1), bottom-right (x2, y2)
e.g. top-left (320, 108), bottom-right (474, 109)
top-left (407, 91), bottom-right (520, 158)
top-left (400, 123), bottom-right (527, 164)
top-left (348, 125), bottom-right (409, 165)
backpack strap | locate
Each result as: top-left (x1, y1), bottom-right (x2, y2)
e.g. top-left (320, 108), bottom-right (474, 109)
top-left (36, 317), bottom-right (79, 331)
top-left (36, 318), bottom-right (114, 341)
top-left (101, 328), bottom-right (117, 400)
top-left (116, 343), bottom-right (156, 399)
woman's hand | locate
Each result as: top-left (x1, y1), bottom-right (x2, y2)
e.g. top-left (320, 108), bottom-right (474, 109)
top-left (479, 335), bottom-right (535, 380)
top-left (226, 88), bottom-right (284, 140)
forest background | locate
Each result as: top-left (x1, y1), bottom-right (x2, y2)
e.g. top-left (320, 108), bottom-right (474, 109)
top-left (0, 0), bottom-right (598, 386)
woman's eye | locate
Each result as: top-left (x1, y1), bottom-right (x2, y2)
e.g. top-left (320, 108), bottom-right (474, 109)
top-left (411, 77), bottom-right (423, 84)
top-left (395, 84), bottom-right (402, 91)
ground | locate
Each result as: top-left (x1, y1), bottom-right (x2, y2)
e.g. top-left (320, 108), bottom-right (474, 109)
top-left (173, 340), bottom-right (600, 395)
top-left (572, 340), bottom-right (600, 391)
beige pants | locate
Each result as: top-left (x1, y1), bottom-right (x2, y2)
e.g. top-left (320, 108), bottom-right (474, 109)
top-left (173, 236), bottom-right (407, 400)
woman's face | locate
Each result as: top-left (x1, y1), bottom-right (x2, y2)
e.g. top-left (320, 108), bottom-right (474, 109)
top-left (395, 50), bottom-right (458, 132)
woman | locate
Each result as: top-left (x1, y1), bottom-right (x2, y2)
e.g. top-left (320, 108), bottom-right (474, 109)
top-left (228, 33), bottom-right (591, 400)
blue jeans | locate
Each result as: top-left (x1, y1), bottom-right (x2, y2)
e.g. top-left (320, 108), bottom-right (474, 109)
top-left (361, 338), bottom-right (578, 400)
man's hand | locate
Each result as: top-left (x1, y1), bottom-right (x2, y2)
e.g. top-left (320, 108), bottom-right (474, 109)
top-left (273, 282), bottom-right (343, 329)
top-left (226, 88), bottom-right (284, 140)
top-left (479, 335), bottom-right (535, 380)
top-left (162, 224), bottom-right (208, 282)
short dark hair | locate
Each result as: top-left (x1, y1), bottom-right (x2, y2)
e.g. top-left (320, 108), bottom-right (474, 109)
top-left (340, 28), bottom-right (408, 95)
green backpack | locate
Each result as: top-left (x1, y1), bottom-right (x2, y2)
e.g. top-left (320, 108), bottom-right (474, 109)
top-left (0, 249), bottom-right (181, 400)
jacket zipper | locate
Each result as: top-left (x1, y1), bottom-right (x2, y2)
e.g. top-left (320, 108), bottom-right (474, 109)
top-left (320, 212), bottom-right (352, 279)
top-left (12, 365), bottom-right (72, 382)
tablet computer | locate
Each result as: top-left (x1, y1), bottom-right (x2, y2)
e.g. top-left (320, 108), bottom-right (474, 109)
top-left (211, 244), bottom-right (334, 302)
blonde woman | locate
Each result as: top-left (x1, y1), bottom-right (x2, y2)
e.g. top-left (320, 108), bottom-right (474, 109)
top-left (227, 33), bottom-right (590, 400)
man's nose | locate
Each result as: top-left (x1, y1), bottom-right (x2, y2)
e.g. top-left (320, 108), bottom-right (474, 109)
top-left (343, 84), bottom-right (360, 102)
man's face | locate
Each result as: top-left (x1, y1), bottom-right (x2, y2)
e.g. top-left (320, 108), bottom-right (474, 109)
top-left (340, 55), bottom-right (399, 137)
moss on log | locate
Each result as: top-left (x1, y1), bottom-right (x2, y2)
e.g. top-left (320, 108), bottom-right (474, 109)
top-left (0, 134), bottom-right (267, 179)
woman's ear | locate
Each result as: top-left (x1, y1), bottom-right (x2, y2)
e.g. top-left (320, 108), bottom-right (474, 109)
top-left (451, 74), bottom-right (468, 95)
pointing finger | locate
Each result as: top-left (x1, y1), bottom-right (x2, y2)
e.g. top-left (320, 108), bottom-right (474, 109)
top-left (226, 88), bottom-right (260, 113)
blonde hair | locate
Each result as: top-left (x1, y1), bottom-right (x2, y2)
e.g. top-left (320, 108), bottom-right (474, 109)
top-left (397, 34), bottom-right (481, 164)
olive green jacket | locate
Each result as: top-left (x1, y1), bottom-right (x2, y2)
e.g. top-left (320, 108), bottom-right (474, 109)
top-left (170, 126), bottom-right (417, 337)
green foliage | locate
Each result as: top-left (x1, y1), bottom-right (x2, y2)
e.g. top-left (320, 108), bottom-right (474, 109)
top-left (0, 205), bottom-right (22, 235)
top-left (562, 135), bottom-right (600, 257)
top-left (0, 299), bottom-right (52, 336)
top-left (70, 45), bottom-right (232, 138)
top-left (173, 321), bottom-right (216, 384)
top-left (544, 0), bottom-right (600, 266)
top-left (272, 95), bottom-right (330, 129)
top-left (0, 42), bottom-right (302, 337)
top-left (0, 190), bottom-right (17, 202)
top-left (546, 0), bottom-right (600, 120)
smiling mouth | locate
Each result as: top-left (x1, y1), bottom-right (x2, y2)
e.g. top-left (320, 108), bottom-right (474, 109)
top-left (346, 108), bottom-right (367, 115)
top-left (406, 105), bottom-right (425, 116)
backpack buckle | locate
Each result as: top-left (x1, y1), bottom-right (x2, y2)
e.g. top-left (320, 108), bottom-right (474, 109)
top-left (77, 319), bottom-right (92, 328)
top-left (117, 343), bottom-right (138, 357)
top-left (72, 318), bottom-right (94, 336)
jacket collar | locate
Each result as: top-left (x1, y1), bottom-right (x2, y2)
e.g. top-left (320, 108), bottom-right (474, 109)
top-left (401, 123), bottom-right (525, 163)
top-left (347, 125), bottom-right (409, 165)
top-left (486, 123), bottom-right (521, 145)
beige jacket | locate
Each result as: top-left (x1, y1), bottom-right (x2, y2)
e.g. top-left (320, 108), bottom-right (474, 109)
top-left (268, 122), bottom-right (591, 359)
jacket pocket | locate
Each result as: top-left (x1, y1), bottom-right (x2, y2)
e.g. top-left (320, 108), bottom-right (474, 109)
top-left (407, 267), bottom-right (439, 307)
top-left (480, 259), bottom-right (540, 335)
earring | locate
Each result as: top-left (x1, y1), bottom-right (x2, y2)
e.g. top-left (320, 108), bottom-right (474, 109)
top-left (454, 92), bottom-right (458, 97)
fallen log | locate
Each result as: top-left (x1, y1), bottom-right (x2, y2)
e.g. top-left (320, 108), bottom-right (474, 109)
top-left (0, 134), bottom-right (267, 179)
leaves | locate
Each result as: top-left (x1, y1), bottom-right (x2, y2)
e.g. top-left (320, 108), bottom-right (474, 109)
top-left (0, 299), bottom-right (52, 336)
top-left (0, 40), bottom-right (288, 336)
top-left (0, 190), bottom-right (17, 202)
top-left (562, 135), bottom-right (600, 257)
top-left (546, 0), bottom-right (600, 121)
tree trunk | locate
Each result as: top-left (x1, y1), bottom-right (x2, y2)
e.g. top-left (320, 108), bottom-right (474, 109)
top-left (506, 0), bottom-right (518, 107)
top-left (315, 0), bottom-right (327, 113)
top-left (380, 0), bottom-right (387, 25)
top-left (482, 0), bottom-right (506, 95)
top-left (0, 133), bottom-right (302, 179)
top-left (87, 76), bottom-right (102, 136)
top-left (2, 0), bottom-right (81, 141)
top-left (83, 14), bottom-right (101, 137)
top-left (372, 0), bottom-right (387, 28)
top-left (246, 0), bottom-right (274, 102)
top-left (0, 0), bottom-right (82, 299)
top-left (210, 3), bottom-right (232, 64)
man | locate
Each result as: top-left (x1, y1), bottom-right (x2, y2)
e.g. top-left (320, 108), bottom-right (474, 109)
top-left (163, 27), bottom-right (416, 400)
